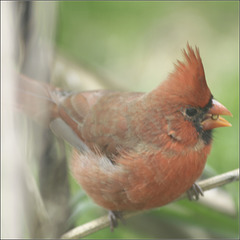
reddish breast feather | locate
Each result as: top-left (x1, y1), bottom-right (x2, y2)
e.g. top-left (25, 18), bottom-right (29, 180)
top-left (71, 140), bottom-right (211, 211)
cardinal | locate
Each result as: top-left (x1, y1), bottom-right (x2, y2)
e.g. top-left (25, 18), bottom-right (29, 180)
top-left (17, 44), bottom-right (232, 229)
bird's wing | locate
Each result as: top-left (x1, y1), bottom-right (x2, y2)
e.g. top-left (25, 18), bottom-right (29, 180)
top-left (52, 90), bottom-right (143, 160)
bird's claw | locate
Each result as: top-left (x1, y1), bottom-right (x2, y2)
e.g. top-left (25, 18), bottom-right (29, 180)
top-left (187, 182), bottom-right (204, 201)
top-left (108, 210), bottom-right (124, 231)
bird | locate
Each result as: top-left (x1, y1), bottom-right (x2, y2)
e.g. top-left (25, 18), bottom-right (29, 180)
top-left (17, 44), bottom-right (232, 229)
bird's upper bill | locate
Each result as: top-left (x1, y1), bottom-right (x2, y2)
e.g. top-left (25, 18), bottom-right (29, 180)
top-left (202, 99), bottom-right (232, 130)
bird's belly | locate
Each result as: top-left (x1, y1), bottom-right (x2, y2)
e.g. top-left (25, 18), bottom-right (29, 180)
top-left (70, 145), bottom-right (210, 211)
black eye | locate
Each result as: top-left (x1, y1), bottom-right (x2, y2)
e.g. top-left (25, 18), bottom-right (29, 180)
top-left (186, 107), bottom-right (197, 116)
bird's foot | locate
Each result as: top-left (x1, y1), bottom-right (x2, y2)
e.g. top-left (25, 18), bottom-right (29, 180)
top-left (108, 210), bottom-right (124, 231)
top-left (187, 182), bottom-right (204, 201)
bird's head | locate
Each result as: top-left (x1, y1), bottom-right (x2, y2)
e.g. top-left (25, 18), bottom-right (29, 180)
top-left (150, 44), bottom-right (232, 145)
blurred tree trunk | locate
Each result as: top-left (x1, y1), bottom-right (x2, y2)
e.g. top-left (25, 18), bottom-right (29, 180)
top-left (2, 2), bottom-right (25, 237)
top-left (16, 1), bottom-right (71, 238)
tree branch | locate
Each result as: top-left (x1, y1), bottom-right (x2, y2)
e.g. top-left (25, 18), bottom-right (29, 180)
top-left (61, 168), bottom-right (239, 239)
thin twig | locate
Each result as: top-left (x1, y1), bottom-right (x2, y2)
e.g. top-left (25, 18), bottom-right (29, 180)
top-left (61, 168), bottom-right (239, 239)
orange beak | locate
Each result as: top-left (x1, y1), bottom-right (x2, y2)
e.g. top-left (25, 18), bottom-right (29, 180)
top-left (202, 99), bottom-right (232, 130)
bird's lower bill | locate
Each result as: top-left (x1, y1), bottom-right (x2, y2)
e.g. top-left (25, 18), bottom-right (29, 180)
top-left (202, 114), bottom-right (232, 130)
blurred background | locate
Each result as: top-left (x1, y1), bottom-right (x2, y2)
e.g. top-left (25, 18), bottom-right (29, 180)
top-left (2, 1), bottom-right (239, 239)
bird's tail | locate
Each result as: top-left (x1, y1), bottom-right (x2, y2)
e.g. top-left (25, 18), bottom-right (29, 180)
top-left (16, 75), bottom-right (92, 153)
top-left (16, 74), bottom-right (59, 124)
